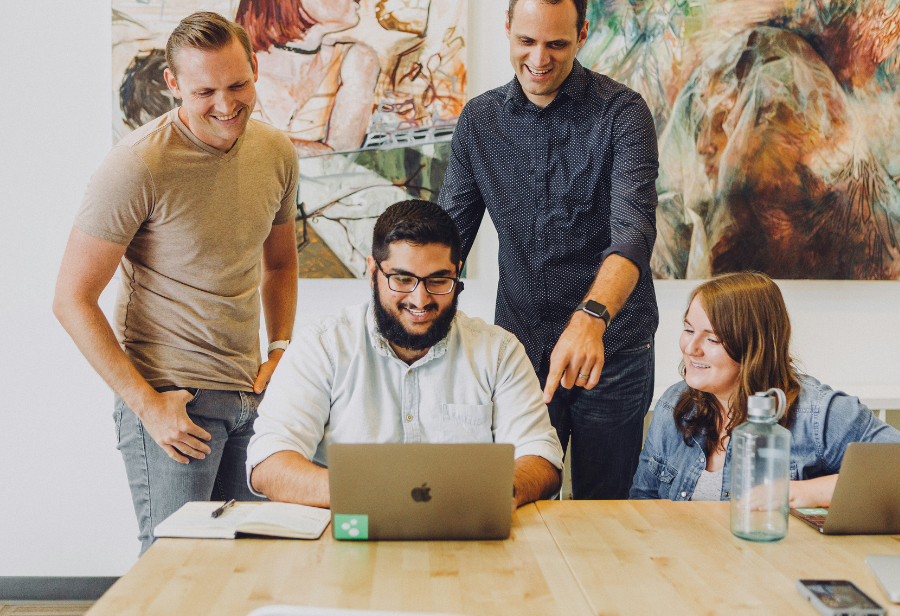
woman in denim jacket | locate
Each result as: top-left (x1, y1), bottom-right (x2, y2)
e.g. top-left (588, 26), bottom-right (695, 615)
top-left (630, 272), bottom-right (900, 505)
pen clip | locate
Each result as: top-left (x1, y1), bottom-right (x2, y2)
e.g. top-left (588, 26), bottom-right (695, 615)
top-left (211, 499), bottom-right (236, 518)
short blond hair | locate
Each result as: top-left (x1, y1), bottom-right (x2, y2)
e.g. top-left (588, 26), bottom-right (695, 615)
top-left (165, 11), bottom-right (254, 76)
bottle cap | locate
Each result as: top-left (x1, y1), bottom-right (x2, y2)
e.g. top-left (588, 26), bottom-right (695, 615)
top-left (748, 388), bottom-right (787, 422)
top-left (748, 394), bottom-right (776, 418)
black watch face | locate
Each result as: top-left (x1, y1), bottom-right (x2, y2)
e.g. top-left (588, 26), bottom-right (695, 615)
top-left (580, 300), bottom-right (607, 320)
top-left (584, 300), bottom-right (603, 315)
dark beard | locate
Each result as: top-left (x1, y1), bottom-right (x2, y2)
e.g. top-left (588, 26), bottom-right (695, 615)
top-left (372, 275), bottom-right (459, 352)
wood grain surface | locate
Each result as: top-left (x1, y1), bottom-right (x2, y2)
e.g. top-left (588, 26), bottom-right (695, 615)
top-left (536, 500), bottom-right (900, 616)
top-left (85, 504), bottom-right (592, 616)
top-left (85, 500), bottom-right (900, 615)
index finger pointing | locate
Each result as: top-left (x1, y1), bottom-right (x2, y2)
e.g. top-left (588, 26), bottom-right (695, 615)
top-left (543, 366), bottom-right (565, 404)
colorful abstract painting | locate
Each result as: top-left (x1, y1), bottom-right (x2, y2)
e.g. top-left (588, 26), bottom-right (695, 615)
top-left (112, 0), bottom-right (466, 277)
top-left (579, 0), bottom-right (900, 279)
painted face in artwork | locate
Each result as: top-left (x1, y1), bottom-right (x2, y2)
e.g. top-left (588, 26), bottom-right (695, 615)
top-left (680, 296), bottom-right (742, 407)
top-left (368, 241), bottom-right (461, 358)
top-left (301, 0), bottom-right (362, 33)
top-left (697, 105), bottom-right (730, 182)
top-left (506, 0), bottom-right (588, 108)
top-left (696, 76), bottom-right (738, 185)
top-left (164, 39), bottom-right (258, 151)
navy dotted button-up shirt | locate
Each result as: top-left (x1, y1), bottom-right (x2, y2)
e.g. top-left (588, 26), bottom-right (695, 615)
top-left (438, 60), bottom-right (660, 373)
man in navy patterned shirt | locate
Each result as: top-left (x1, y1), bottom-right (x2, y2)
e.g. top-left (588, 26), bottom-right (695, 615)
top-left (438, 0), bottom-right (659, 499)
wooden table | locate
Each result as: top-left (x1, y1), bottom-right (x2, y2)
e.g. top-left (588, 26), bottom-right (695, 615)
top-left (85, 504), bottom-right (592, 616)
top-left (87, 501), bottom-right (900, 616)
top-left (537, 500), bottom-right (900, 616)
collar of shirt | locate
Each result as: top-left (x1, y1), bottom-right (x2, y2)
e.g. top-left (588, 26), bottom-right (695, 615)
top-left (365, 302), bottom-right (451, 367)
top-left (503, 59), bottom-right (589, 112)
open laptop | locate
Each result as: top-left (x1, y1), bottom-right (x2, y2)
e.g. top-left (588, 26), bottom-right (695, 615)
top-left (790, 443), bottom-right (900, 534)
top-left (328, 443), bottom-right (514, 541)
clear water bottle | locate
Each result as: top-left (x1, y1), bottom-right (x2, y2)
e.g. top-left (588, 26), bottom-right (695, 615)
top-left (730, 388), bottom-right (792, 542)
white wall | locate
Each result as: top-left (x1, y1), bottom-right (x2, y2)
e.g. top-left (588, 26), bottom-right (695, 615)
top-left (1, 0), bottom-right (898, 577)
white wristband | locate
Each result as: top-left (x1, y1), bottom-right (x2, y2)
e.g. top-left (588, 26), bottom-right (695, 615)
top-left (267, 340), bottom-right (290, 355)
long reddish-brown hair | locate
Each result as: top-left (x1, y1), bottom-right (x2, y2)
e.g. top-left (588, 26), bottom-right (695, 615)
top-left (235, 0), bottom-right (316, 52)
top-left (674, 272), bottom-right (800, 453)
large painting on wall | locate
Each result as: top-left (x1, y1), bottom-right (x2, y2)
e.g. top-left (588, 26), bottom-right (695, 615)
top-left (113, 0), bottom-right (466, 277)
top-left (579, 0), bottom-right (900, 279)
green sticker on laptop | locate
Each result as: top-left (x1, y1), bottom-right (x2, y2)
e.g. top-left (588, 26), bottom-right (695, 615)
top-left (333, 514), bottom-right (369, 540)
top-left (796, 508), bottom-right (829, 515)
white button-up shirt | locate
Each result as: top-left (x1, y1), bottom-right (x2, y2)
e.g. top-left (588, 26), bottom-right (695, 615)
top-left (246, 302), bottom-right (563, 487)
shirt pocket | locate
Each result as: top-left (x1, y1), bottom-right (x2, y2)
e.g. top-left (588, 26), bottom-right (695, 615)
top-left (439, 403), bottom-right (494, 444)
top-left (647, 455), bottom-right (678, 499)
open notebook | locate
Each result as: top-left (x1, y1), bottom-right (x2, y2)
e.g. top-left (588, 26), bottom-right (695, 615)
top-left (153, 501), bottom-right (331, 540)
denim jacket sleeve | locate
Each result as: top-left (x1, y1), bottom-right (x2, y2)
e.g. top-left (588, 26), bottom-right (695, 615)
top-left (630, 390), bottom-right (682, 499)
top-left (814, 379), bottom-right (900, 472)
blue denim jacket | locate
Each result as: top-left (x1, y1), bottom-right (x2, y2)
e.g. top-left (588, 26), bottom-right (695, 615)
top-left (630, 375), bottom-right (900, 500)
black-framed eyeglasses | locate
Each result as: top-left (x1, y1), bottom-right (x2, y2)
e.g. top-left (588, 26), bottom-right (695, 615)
top-left (375, 261), bottom-right (462, 295)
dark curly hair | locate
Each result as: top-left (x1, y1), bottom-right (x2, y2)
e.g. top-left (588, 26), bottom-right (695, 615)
top-left (372, 200), bottom-right (462, 269)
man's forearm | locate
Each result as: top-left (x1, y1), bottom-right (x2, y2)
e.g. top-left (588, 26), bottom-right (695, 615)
top-left (582, 253), bottom-right (640, 319)
top-left (543, 253), bottom-right (643, 400)
top-left (513, 455), bottom-right (562, 508)
top-left (260, 220), bottom-right (299, 345)
top-left (250, 450), bottom-right (330, 507)
top-left (261, 264), bottom-right (298, 344)
top-left (53, 297), bottom-right (157, 415)
top-left (53, 228), bottom-right (159, 415)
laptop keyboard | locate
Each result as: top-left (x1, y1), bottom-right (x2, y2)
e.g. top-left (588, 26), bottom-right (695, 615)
top-left (791, 508), bottom-right (828, 532)
top-left (804, 515), bottom-right (827, 530)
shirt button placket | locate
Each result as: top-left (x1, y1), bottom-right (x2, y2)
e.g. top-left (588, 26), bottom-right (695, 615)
top-left (402, 367), bottom-right (420, 443)
top-left (536, 112), bottom-right (551, 316)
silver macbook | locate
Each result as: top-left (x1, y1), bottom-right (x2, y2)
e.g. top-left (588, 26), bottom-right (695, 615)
top-left (327, 443), bottom-right (514, 541)
top-left (790, 443), bottom-right (900, 534)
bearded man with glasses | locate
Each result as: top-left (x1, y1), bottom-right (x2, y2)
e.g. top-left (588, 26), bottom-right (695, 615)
top-left (246, 200), bottom-right (564, 508)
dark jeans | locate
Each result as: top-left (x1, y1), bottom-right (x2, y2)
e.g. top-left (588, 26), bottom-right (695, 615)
top-left (541, 340), bottom-right (654, 500)
top-left (114, 387), bottom-right (266, 554)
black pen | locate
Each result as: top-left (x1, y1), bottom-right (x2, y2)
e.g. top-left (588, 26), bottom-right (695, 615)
top-left (211, 499), bottom-right (236, 518)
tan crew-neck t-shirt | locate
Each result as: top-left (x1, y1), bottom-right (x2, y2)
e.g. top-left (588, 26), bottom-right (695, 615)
top-left (75, 109), bottom-right (298, 391)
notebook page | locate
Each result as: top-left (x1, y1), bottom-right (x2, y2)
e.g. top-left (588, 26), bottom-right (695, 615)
top-left (153, 501), bottom-right (258, 538)
top-left (236, 502), bottom-right (331, 539)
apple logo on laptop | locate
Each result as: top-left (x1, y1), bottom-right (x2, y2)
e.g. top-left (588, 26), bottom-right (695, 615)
top-left (411, 483), bottom-right (431, 503)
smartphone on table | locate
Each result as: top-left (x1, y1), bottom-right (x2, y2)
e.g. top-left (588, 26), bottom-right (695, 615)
top-left (796, 580), bottom-right (886, 616)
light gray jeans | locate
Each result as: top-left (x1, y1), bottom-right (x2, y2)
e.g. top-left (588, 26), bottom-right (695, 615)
top-left (114, 387), bottom-right (266, 554)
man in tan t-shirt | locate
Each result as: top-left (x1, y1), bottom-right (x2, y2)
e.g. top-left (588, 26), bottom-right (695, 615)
top-left (53, 12), bottom-right (299, 553)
